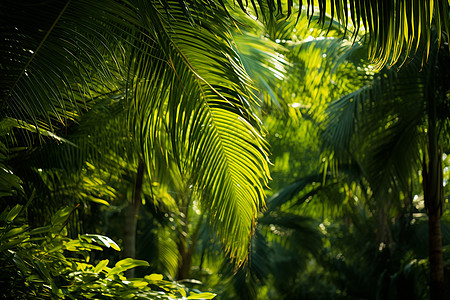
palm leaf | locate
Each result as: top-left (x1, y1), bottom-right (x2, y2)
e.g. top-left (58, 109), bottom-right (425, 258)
top-left (316, 0), bottom-right (450, 69)
top-left (0, 0), bottom-right (126, 132)
top-left (322, 43), bottom-right (435, 201)
top-left (2, 0), bottom-right (272, 263)
top-left (227, 0), bottom-right (450, 69)
top-left (108, 1), bottom-right (271, 262)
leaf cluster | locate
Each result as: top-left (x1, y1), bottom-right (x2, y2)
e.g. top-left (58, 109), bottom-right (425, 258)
top-left (0, 204), bottom-right (216, 300)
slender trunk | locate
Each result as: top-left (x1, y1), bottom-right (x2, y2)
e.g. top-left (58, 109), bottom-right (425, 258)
top-left (175, 232), bottom-right (196, 280)
top-left (424, 149), bottom-right (446, 300)
top-left (176, 212), bottom-right (204, 280)
top-left (176, 240), bottom-right (190, 280)
top-left (123, 159), bottom-right (145, 278)
top-left (429, 209), bottom-right (445, 300)
top-left (376, 203), bottom-right (393, 246)
top-left (176, 190), bottom-right (190, 280)
top-left (424, 75), bottom-right (446, 300)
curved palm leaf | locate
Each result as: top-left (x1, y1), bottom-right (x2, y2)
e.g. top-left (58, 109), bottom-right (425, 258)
top-left (0, 0), bottom-right (126, 131)
top-left (119, 1), bottom-right (272, 262)
top-left (322, 46), bottom-right (432, 200)
top-left (2, 0), bottom-right (272, 263)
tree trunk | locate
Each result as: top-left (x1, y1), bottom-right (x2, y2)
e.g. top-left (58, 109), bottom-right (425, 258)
top-left (376, 203), bottom-right (393, 251)
top-left (176, 239), bottom-right (191, 280)
top-left (122, 159), bottom-right (145, 278)
top-left (176, 190), bottom-right (190, 280)
top-left (176, 200), bottom-right (204, 280)
top-left (429, 209), bottom-right (445, 300)
top-left (424, 77), bottom-right (446, 300)
top-left (424, 150), bottom-right (446, 300)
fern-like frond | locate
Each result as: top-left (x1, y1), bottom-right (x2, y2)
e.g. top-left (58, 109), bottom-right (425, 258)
top-left (122, 1), bottom-right (271, 263)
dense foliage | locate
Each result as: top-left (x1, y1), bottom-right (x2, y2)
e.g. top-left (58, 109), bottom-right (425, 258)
top-left (2, 0), bottom-right (450, 299)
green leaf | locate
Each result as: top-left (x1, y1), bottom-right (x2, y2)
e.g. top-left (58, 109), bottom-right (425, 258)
top-left (3, 226), bottom-right (28, 240)
top-left (51, 206), bottom-right (72, 226)
top-left (82, 234), bottom-right (121, 251)
top-left (29, 226), bottom-right (52, 235)
top-left (26, 275), bottom-right (44, 283)
top-left (115, 258), bottom-right (149, 269)
top-left (187, 292), bottom-right (216, 299)
top-left (144, 273), bottom-right (163, 281)
top-left (5, 205), bottom-right (22, 223)
top-left (13, 253), bottom-right (29, 274)
top-left (179, 288), bottom-right (187, 297)
top-left (124, 279), bottom-right (149, 288)
top-left (88, 197), bottom-right (110, 206)
top-left (94, 259), bottom-right (110, 273)
top-left (107, 258), bottom-right (150, 276)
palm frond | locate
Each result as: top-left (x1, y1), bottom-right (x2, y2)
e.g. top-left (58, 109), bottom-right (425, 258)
top-left (311, 0), bottom-right (450, 69)
top-left (120, 1), bottom-right (271, 263)
top-left (3, 0), bottom-right (449, 137)
top-left (2, 0), bottom-right (272, 263)
top-left (267, 174), bottom-right (323, 210)
top-left (227, 0), bottom-right (450, 69)
top-left (0, 0), bottom-right (126, 132)
top-left (233, 32), bottom-right (289, 111)
top-left (322, 48), bottom-right (430, 200)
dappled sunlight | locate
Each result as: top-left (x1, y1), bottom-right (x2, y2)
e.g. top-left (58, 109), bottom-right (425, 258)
top-left (2, 0), bottom-right (450, 299)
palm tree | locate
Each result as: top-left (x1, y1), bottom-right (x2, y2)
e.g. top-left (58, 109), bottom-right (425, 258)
top-left (247, 6), bottom-right (450, 297)
top-left (2, 0), bottom-right (450, 285)
top-left (322, 31), bottom-right (450, 300)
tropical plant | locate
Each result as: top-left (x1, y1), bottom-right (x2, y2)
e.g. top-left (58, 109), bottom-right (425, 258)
top-left (0, 201), bottom-right (216, 299)
top-left (321, 29), bottom-right (450, 299)
top-left (237, 6), bottom-right (450, 298)
top-left (261, 10), bottom-right (450, 298)
top-left (0, 0), bottom-right (273, 265)
top-left (3, 0), bottom-right (450, 299)
top-left (2, 0), bottom-right (450, 262)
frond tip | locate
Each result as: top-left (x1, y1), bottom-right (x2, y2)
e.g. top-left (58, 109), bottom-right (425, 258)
top-left (232, 0), bottom-right (450, 69)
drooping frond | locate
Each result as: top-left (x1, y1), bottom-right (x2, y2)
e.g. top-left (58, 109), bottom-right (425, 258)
top-left (233, 32), bottom-right (289, 112)
top-left (322, 47), bottom-right (429, 199)
top-left (119, 1), bottom-right (271, 263)
top-left (267, 174), bottom-right (323, 210)
top-left (2, 0), bottom-right (271, 264)
top-left (244, 0), bottom-right (450, 69)
top-left (3, 0), bottom-right (449, 134)
top-left (0, 0), bottom-right (125, 132)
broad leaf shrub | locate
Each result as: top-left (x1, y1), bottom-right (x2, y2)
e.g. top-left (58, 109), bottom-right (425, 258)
top-left (0, 204), bottom-right (215, 299)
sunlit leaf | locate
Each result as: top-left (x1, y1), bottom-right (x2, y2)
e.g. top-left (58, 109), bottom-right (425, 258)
top-left (187, 292), bottom-right (216, 299)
